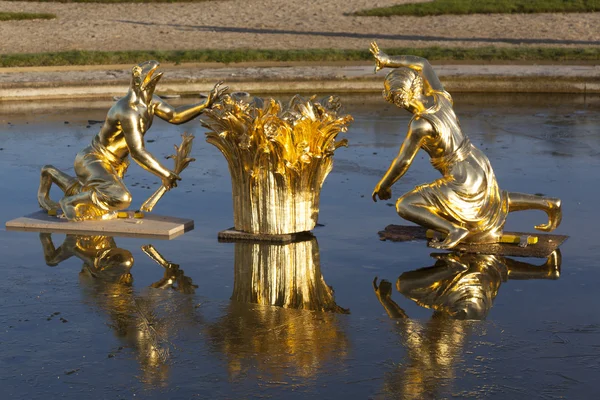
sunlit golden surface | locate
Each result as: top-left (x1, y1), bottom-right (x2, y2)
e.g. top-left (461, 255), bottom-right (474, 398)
top-left (203, 94), bottom-right (353, 234)
top-left (370, 43), bottom-right (562, 249)
top-left (37, 61), bottom-right (226, 221)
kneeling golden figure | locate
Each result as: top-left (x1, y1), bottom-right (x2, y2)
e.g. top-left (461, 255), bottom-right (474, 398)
top-left (37, 60), bottom-right (226, 221)
top-left (370, 43), bottom-right (562, 249)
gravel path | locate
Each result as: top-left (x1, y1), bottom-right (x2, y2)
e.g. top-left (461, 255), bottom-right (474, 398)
top-left (1, 0), bottom-right (599, 54)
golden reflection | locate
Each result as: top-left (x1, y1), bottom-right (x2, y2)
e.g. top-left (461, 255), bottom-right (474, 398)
top-left (37, 60), bottom-right (227, 221)
top-left (39, 233), bottom-right (198, 386)
top-left (202, 94), bottom-right (353, 234)
top-left (373, 250), bottom-right (561, 399)
top-left (370, 42), bottom-right (562, 249)
top-left (207, 238), bottom-right (349, 380)
top-left (375, 250), bottom-right (560, 320)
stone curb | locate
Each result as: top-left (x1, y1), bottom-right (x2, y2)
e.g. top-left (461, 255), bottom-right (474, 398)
top-left (0, 63), bottom-right (598, 101)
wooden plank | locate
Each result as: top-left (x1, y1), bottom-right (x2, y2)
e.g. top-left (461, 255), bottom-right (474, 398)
top-left (5, 210), bottom-right (193, 240)
top-left (218, 228), bottom-right (314, 244)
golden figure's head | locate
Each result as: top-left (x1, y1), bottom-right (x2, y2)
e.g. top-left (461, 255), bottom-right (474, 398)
top-left (383, 68), bottom-right (424, 112)
top-left (131, 60), bottom-right (163, 102)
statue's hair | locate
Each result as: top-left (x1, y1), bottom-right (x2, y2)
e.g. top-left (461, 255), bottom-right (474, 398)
top-left (383, 68), bottom-right (423, 106)
top-left (131, 65), bottom-right (143, 87)
top-left (131, 65), bottom-right (142, 78)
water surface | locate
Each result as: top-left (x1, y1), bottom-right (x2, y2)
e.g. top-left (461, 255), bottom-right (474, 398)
top-left (1, 93), bottom-right (599, 399)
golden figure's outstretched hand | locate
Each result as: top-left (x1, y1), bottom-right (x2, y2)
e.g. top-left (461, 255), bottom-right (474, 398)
top-left (372, 182), bottom-right (392, 202)
top-left (370, 41), bottom-right (390, 73)
top-left (162, 171), bottom-right (181, 191)
top-left (373, 277), bottom-right (393, 300)
top-left (206, 81), bottom-right (229, 107)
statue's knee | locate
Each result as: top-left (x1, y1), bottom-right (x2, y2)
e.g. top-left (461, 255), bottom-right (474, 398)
top-left (396, 197), bottom-right (409, 217)
top-left (100, 191), bottom-right (132, 211)
top-left (115, 192), bottom-right (132, 210)
top-left (41, 165), bottom-right (55, 176)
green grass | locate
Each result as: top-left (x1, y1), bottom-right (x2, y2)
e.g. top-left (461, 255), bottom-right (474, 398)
top-left (0, 12), bottom-right (56, 21)
top-left (1, 47), bottom-right (599, 68)
top-left (355, 0), bottom-right (600, 17)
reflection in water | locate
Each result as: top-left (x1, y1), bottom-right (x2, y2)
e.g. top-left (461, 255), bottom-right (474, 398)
top-left (373, 251), bottom-right (561, 399)
top-left (232, 238), bottom-right (348, 313)
top-left (39, 233), bottom-right (198, 386)
top-left (208, 237), bottom-right (349, 380)
top-left (40, 233), bottom-right (134, 284)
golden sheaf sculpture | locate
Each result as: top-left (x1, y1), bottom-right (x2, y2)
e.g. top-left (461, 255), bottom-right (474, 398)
top-left (202, 94), bottom-right (353, 235)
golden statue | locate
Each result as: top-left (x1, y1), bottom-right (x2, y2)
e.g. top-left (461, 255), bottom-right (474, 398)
top-left (370, 42), bottom-right (562, 249)
top-left (37, 60), bottom-right (227, 221)
top-left (202, 94), bottom-right (352, 235)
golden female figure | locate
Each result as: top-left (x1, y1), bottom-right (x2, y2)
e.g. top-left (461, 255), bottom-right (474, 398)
top-left (370, 43), bottom-right (561, 249)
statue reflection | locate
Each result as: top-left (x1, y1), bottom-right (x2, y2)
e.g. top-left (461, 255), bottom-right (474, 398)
top-left (39, 233), bottom-right (197, 386)
top-left (207, 237), bottom-right (349, 380)
top-left (373, 250), bottom-right (560, 399)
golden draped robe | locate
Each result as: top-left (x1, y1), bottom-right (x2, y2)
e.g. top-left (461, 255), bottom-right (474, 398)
top-left (411, 90), bottom-right (508, 239)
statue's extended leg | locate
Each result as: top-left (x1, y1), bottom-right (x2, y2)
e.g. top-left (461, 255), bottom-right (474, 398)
top-left (59, 154), bottom-right (132, 221)
top-left (59, 184), bottom-right (132, 222)
top-left (504, 249), bottom-right (561, 280)
top-left (396, 193), bottom-right (468, 249)
top-left (38, 165), bottom-right (78, 211)
top-left (59, 191), bottom-right (95, 221)
top-left (507, 192), bottom-right (562, 232)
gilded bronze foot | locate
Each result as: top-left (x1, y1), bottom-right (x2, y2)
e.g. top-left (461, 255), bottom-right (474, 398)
top-left (535, 198), bottom-right (562, 232)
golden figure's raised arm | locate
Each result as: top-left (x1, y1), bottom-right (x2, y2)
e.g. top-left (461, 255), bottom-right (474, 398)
top-left (121, 114), bottom-right (180, 190)
top-left (372, 119), bottom-right (428, 202)
top-left (373, 278), bottom-right (409, 319)
top-left (154, 82), bottom-right (228, 125)
top-left (370, 42), bottom-right (444, 94)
